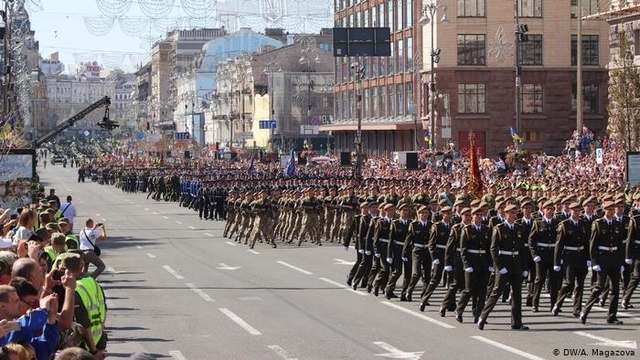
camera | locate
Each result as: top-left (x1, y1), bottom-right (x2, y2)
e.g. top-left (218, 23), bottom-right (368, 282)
top-left (96, 223), bottom-right (104, 227)
top-left (53, 267), bottom-right (66, 281)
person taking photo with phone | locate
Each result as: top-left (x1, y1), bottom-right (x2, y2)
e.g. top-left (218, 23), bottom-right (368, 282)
top-left (78, 219), bottom-right (106, 279)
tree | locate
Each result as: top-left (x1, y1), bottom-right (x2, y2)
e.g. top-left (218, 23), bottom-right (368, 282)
top-left (607, 30), bottom-right (640, 151)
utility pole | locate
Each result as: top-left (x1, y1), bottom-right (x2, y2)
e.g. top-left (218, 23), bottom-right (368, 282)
top-left (576, 0), bottom-right (583, 132)
top-left (514, 0), bottom-right (522, 150)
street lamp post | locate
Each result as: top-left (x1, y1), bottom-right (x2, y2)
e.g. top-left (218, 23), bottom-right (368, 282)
top-left (353, 62), bottom-right (366, 178)
top-left (419, 1), bottom-right (448, 151)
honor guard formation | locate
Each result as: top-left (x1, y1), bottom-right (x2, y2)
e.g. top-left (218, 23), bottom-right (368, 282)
top-left (79, 130), bottom-right (638, 332)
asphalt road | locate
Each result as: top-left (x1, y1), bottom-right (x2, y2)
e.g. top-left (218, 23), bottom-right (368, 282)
top-left (39, 163), bottom-right (639, 360)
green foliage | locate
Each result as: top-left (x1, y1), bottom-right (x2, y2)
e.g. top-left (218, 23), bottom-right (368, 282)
top-left (607, 30), bottom-right (640, 151)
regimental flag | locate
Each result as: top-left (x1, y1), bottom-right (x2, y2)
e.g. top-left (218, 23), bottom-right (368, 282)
top-left (248, 152), bottom-right (256, 176)
top-left (469, 138), bottom-right (483, 199)
top-left (285, 148), bottom-right (296, 177)
top-left (509, 126), bottom-right (521, 142)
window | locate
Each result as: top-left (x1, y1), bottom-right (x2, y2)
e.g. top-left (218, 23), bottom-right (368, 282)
top-left (379, 3), bottom-right (385, 26)
top-left (364, 87), bottom-right (370, 118)
top-left (571, 35), bottom-right (599, 65)
top-left (396, 0), bottom-right (403, 30)
top-left (372, 87), bottom-right (379, 117)
top-left (406, 0), bottom-right (412, 27)
top-left (342, 91), bottom-right (349, 118)
top-left (380, 86), bottom-right (387, 116)
top-left (522, 84), bottom-right (543, 114)
top-left (571, 0), bottom-right (599, 18)
top-left (388, 43), bottom-right (395, 74)
top-left (523, 131), bottom-right (541, 141)
top-left (572, 83), bottom-right (599, 114)
top-left (397, 83), bottom-right (404, 115)
top-left (388, 85), bottom-right (395, 116)
top-left (388, 0), bottom-right (394, 31)
top-left (457, 0), bottom-right (485, 17)
top-left (372, 5), bottom-right (378, 26)
top-left (397, 40), bottom-right (404, 73)
top-left (458, 84), bottom-right (486, 113)
top-left (364, 9), bottom-right (369, 27)
top-left (406, 38), bottom-right (413, 72)
top-left (519, 0), bottom-right (542, 17)
top-left (371, 57), bottom-right (379, 78)
top-left (406, 82), bottom-right (413, 111)
top-left (635, 30), bottom-right (640, 56)
top-left (520, 35), bottom-right (543, 65)
top-left (457, 34), bottom-right (486, 65)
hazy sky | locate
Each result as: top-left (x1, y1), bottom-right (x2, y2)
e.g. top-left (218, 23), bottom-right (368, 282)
top-left (28, 0), bottom-right (333, 73)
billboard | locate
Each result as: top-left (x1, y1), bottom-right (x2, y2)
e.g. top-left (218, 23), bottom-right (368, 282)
top-left (626, 152), bottom-right (640, 186)
top-left (0, 149), bottom-right (36, 210)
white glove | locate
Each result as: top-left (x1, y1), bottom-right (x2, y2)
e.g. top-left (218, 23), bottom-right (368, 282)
top-left (432, 258), bottom-right (440, 265)
top-left (358, 249), bottom-right (364, 254)
top-left (553, 265), bottom-right (561, 272)
top-left (386, 257), bottom-right (393, 264)
top-left (621, 265), bottom-right (625, 273)
top-left (365, 250), bottom-right (371, 256)
top-left (444, 265), bottom-right (453, 272)
top-left (533, 256), bottom-right (541, 263)
top-left (374, 253), bottom-right (380, 258)
top-left (488, 266), bottom-right (494, 272)
top-left (587, 260), bottom-right (592, 268)
top-left (465, 267), bottom-right (474, 273)
top-left (402, 257), bottom-right (408, 262)
top-left (626, 258), bottom-right (633, 265)
top-left (592, 264), bottom-right (601, 272)
top-left (522, 271), bottom-right (529, 277)
top-left (499, 268), bottom-right (508, 275)
top-left (344, 246), bottom-right (349, 251)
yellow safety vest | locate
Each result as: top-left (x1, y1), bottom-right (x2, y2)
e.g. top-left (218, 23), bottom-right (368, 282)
top-left (44, 246), bottom-right (57, 263)
top-left (65, 234), bottom-right (79, 250)
top-left (76, 277), bottom-right (106, 346)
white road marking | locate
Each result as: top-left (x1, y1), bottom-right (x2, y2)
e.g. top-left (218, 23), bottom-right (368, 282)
top-left (373, 341), bottom-right (424, 360)
top-left (471, 336), bottom-right (545, 360)
top-left (334, 258), bottom-right (356, 265)
top-left (574, 331), bottom-right (637, 349)
top-left (248, 249), bottom-right (261, 255)
top-left (204, 233), bottom-right (214, 237)
top-left (144, 208), bottom-right (149, 211)
top-left (101, 218), bottom-right (106, 222)
top-left (162, 265), bottom-right (185, 280)
top-left (319, 277), bottom-right (367, 296)
top-left (219, 308), bottom-right (262, 335)
top-left (95, 213), bottom-right (100, 216)
top-left (146, 253), bottom-right (156, 258)
top-left (267, 345), bottom-right (298, 360)
top-left (168, 350), bottom-right (187, 360)
top-left (188, 226), bottom-right (196, 230)
top-left (590, 306), bottom-right (640, 321)
top-left (136, 204), bottom-right (141, 207)
top-left (163, 215), bottom-right (169, 219)
top-left (176, 221), bottom-right (183, 225)
top-left (152, 211), bottom-right (159, 215)
top-left (381, 302), bottom-right (455, 329)
top-left (136, 245), bottom-right (143, 250)
top-left (276, 261), bottom-right (313, 275)
top-left (226, 241), bottom-right (237, 247)
top-left (102, 267), bottom-right (122, 275)
top-left (185, 283), bottom-right (215, 302)
top-left (216, 263), bottom-right (241, 270)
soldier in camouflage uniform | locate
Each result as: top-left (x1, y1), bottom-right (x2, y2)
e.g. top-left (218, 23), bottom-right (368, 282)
top-left (297, 188), bottom-right (322, 246)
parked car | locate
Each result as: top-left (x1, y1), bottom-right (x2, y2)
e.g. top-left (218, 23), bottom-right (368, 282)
top-left (51, 155), bottom-right (65, 164)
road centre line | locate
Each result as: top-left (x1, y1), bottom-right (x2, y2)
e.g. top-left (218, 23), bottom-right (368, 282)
top-left (226, 241), bottom-right (238, 247)
top-left (188, 226), bottom-right (196, 230)
top-left (381, 302), bottom-right (455, 329)
top-left (136, 245), bottom-right (143, 250)
top-left (146, 253), bottom-right (156, 258)
top-left (248, 249), bottom-right (261, 255)
top-left (152, 211), bottom-right (159, 215)
top-left (175, 221), bottom-right (183, 224)
top-left (162, 265), bottom-right (185, 280)
top-left (163, 215), bottom-right (170, 219)
top-left (168, 350), bottom-right (187, 360)
top-left (318, 277), bottom-right (368, 296)
top-left (267, 345), bottom-right (298, 360)
top-left (276, 261), bottom-right (313, 275)
top-left (185, 283), bottom-right (215, 302)
top-left (219, 308), bottom-right (262, 335)
top-left (204, 233), bottom-right (214, 237)
top-left (471, 336), bottom-right (545, 360)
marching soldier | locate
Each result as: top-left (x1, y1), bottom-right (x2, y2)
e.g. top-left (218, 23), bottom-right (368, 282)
top-left (372, 203), bottom-right (395, 296)
top-left (455, 206), bottom-right (491, 324)
top-left (385, 203), bottom-right (411, 300)
top-left (478, 204), bottom-right (529, 331)
top-left (438, 207), bottom-right (472, 316)
top-left (403, 205), bottom-right (432, 305)
top-left (421, 206), bottom-right (453, 306)
top-left (528, 200), bottom-right (561, 312)
top-left (352, 202), bottom-right (379, 290)
top-left (552, 202), bottom-right (589, 317)
top-left (515, 200), bottom-right (535, 307)
top-left (345, 202), bottom-right (370, 287)
top-left (623, 204), bottom-right (640, 309)
top-left (579, 201), bottom-right (625, 325)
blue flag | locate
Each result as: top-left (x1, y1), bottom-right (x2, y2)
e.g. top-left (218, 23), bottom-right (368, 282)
top-left (285, 148), bottom-right (296, 177)
top-left (509, 126), bottom-right (521, 142)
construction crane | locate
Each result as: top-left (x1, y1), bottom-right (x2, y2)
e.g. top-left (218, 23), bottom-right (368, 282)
top-left (34, 96), bottom-right (113, 148)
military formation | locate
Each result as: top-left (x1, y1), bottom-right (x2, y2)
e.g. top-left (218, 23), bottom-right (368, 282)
top-left (94, 164), bottom-right (640, 331)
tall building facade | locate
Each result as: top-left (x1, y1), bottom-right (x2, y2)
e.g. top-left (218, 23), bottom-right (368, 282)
top-left (328, 0), bottom-right (610, 157)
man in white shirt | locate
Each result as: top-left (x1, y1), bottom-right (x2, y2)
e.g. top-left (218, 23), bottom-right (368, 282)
top-left (79, 218), bottom-right (106, 278)
top-left (59, 196), bottom-right (77, 232)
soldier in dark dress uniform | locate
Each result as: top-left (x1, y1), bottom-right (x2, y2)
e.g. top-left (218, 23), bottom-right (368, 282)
top-left (528, 200), bottom-right (561, 312)
top-left (623, 202), bottom-right (640, 309)
top-left (345, 202), bottom-right (370, 286)
top-left (438, 207), bottom-right (472, 316)
top-left (580, 201), bottom-right (625, 325)
top-left (421, 206), bottom-right (453, 305)
top-left (478, 204), bottom-right (529, 331)
top-left (404, 205), bottom-right (432, 304)
top-left (352, 202), bottom-right (379, 290)
top-left (552, 202), bottom-right (589, 317)
top-left (385, 203), bottom-right (411, 300)
top-left (515, 200), bottom-right (535, 307)
top-left (372, 204), bottom-right (395, 296)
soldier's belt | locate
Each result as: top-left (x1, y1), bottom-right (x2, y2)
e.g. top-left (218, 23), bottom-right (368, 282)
top-left (597, 246), bottom-right (618, 251)
top-left (498, 250), bottom-right (519, 256)
top-left (537, 243), bottom-right (556, 248)
top-left (413, 243), bottom-right (426, 248)
top-left (436, 244), bottom-right (447, 249)
top-left (563, 246), bottom-right (584, 251)
top-left (378, 238), bottom-right (390, 243)
top-left (523, 244), bottom-right (530, 247)
top-left (467, 249), bottom-right (486, 254)
top-left (394, 240), bottom-right (404, 246)
top-left (634, 240), bottom-right (640, 245)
